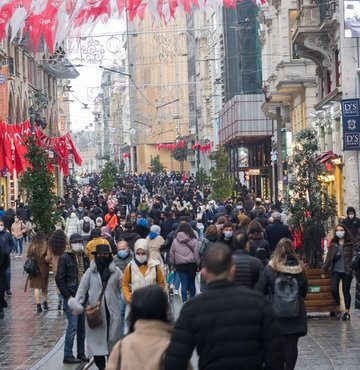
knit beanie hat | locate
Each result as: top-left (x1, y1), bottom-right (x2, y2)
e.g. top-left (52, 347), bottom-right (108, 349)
top-left (150, 225), bottom-right (161, 236)
top-left (137, 218), bottom-right (149, 228)
top-left (134, 238), bottom-right (149, 255)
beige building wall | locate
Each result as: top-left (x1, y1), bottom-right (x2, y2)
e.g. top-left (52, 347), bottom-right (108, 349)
top-left (130, 12), bottom-right (190, 173)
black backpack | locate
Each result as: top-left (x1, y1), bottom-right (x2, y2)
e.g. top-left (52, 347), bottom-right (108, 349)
top-left (272, 273), bottom-right (299, 318)
top-left (249, 240), bottom-right (268, 265)
top-left (24, 255), bottom-right (39, 277)
top-left (82, 220), bottom-right (91, 233)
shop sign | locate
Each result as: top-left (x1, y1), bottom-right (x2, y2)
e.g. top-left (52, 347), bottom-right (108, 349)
top-left (248, 169), bottom-right (260, 175)
top-left (341, 99), bottom-right (360, 150)
top-left (308, 286), bottom-right (321, 293)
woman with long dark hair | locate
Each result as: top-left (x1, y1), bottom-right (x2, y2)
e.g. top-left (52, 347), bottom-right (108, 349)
top-left (169, 223), bottom-right (200, 303)
top-left (48, 229), bottom-right (67, 310)
top-left (27, 230), bottom-right (50, 312)
top-left (322, 223), bottom-right (354, 320)
top-left (256, 238), bottom-right (308, 370)
top-left (107, 285), bottom-right (173, 370)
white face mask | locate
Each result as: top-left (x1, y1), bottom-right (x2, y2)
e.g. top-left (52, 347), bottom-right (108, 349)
top-left (349, 214), bottom-right (355, 219)
top-left (71, 243), bottom-right (83, 252)
top-left (135, 255), bottom-right (147, 264)
top-left (336, 231), bottom-right (345, 239)
top-left (0, 226), bottom-right (4, 232)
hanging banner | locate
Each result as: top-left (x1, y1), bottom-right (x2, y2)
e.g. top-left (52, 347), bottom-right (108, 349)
top-left (0, 65), bottom-right (8, 121)
top-left (341, 98), bottom-right (360, 150)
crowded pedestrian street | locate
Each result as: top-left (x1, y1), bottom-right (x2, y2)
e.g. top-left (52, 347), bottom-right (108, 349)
top-left (2, 238), bottom-right (360, 370)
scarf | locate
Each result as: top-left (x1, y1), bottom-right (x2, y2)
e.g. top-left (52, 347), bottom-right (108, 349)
top-left (64, 246), bottom-right (84, 284)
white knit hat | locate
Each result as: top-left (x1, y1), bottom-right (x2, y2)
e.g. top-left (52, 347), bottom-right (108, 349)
top-left (150, 225), bottom-right (161, 235)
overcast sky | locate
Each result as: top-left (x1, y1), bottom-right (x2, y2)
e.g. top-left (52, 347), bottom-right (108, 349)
top-left (69, 19), bottom-right (126, 132)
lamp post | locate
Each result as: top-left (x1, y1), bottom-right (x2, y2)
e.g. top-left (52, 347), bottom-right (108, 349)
top-left (29, 89), bottom-right (49, 135)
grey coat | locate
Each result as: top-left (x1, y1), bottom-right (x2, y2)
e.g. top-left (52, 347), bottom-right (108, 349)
top-left (68, 260), bottom-right (123, 356)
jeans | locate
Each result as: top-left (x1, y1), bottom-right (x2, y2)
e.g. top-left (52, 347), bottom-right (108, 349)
top-left (13, 238), bottom-right (23, 255)
top-left (178, 268), bottom-right (196, 303)
top-left (63, 297), bottom-right (85, 358)
top-left (4, 262), bottom-right (10, 291)
top-left (331, 272), bottom-right (353, 309)
top-left (120, 293), bottom-right (127, 338)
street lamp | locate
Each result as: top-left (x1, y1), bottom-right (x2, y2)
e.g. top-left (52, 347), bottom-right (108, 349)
top-left (29, 89), bottom-right (49, 135)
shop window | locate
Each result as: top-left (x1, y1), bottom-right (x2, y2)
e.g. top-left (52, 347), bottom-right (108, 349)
top-left (289, 10), bottom-right (300, 60)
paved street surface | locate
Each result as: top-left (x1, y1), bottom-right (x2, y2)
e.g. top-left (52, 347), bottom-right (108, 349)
top-left (2, 247), bottom-right (360, 370)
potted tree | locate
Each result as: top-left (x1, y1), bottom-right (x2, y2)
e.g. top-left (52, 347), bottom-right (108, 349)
top-left (285, 129), bottom-right (337, 313)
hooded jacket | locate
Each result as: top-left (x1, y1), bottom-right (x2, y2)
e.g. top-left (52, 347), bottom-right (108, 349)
top-left (342, 207), bottom-right (360, 240)
top-left (169, 232), bottom-right (200, 268)
top-left (256, 256), bottom-right (308, 336)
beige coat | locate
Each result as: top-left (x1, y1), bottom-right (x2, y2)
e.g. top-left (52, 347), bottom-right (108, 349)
top-left (147, 235), bottom-right (165, 265)
top-left (11, 220), bottom-right (26, 239)
top-left (107, 320), bottom-right (192, 370)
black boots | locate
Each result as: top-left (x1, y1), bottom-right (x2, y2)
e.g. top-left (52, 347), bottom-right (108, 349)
top-left (37, 303), bottom-right (42, 313)
top-left (43, 301), bottom-right (48, 310)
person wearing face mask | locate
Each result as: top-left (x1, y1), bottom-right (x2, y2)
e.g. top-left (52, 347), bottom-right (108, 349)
top-left (11, 216), bottom-right (27, 257)
top-left (218, 222), bottom-right (234, 247)
top-left (122, 239), bottom-right (165, 305)
top-left (114, 241), bottom-right (134, 337)
top-left (342, 206), bottom-right (360, 240)
top-left (68, 244), bottom-right (122, 370)
top-left (322, 224), bottom-right (354, 320)
top-left (56, 233), bottom-right (90, 364)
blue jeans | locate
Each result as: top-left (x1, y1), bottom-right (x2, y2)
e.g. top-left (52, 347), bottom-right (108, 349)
top-left (120, 293), bottom-right (127, 338)
top-left (63, 297), bottom-right (85, 358)
top-left (4, 264), bottom-right (10, 291)
top-left (13, 238), bottom-right (23, 255)
top-left (178, 269), bottom-right (196, 303)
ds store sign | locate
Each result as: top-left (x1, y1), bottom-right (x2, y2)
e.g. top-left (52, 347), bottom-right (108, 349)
top-left (341, 99), bottom-right (360, 151)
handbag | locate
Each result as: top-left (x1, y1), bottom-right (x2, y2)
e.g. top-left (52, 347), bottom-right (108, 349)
top-left (85, 281), bottom-right (108, 328)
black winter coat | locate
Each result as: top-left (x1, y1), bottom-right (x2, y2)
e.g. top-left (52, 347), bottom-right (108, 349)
top-left (0, 231), bottom-right (14, 254)
top-left (342, 216), bottom-right (360, 240)
top-left (164, 279), bottom-right (284, 370)
top-left (256, 258), bottom-right (308, 336)
top-left (232, 249), bottom-right (264, 288)
top-left (265, 221), bottom-right (292, 251)
top-left (55, 252), bottom-right (90, 299)
top-left (0, 246), bottom-right (10, 293)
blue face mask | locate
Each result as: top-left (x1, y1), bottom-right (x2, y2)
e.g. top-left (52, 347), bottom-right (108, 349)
top-left (224, 231), bottom-right (233, 238)
top-left (117, 250), bottom-right (129, 259)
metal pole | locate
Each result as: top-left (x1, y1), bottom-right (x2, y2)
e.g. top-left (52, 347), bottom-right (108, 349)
top-left (276, 106), bottom-right (283, 197)
top-left (29, 106), bottom-right (35, 135)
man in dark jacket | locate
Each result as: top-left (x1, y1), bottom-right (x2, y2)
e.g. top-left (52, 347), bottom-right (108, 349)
top-left (232, 231), bottom-right (264, 288)
top-left (56, 233), bottom-right (90, 364)
top-left (164, 243), bottom-right (284, 370)
top-left (265, 212), bottom-right (292, 252)
top-left (342, 206), bottom-right (360, 240)
top-left (0, 220), bottom-right (14, 296)
top-left (0, 243), bottom-right (10, 318)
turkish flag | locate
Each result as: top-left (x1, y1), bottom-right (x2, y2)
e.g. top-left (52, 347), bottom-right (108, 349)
top-left (3, 124), bottom-right (14, 172)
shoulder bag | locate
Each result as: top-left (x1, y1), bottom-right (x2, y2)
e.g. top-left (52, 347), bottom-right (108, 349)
top-left (85, 280), bottom-right (108, 328)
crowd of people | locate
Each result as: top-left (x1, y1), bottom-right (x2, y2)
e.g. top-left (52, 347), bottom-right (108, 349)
top-left (1, 171), bottom-right (360, 370)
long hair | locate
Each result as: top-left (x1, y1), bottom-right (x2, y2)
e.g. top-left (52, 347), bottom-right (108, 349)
top-left (271, 238), bottom-right (304, 272)
top-left (175, 222), bottom-right (196, 239)
top-left (248, 220), bottom-right (264, 236)
top-left (127, 285), bottom-right (170, 334)
top-left (48, 229), bottom-right (67, 256)
top-left (29, 230), bottom-right (48, 259)
top-left (331, 223), bottom-right (354, 244)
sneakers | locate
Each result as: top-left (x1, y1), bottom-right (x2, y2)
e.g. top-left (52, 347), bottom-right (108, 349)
top-left (63, 356), bottom-right (82, 364)
top-left (174, 290), bottom-right (179, 296)
top-left (342, 312), bottom-right (351, 321)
